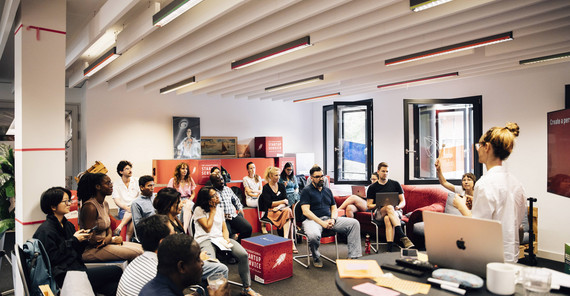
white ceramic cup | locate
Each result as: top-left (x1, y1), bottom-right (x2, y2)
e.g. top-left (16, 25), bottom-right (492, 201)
top-left (486, 262), bottom-right (517, 295)
top-left (207, 272), bottom-right (226, 291)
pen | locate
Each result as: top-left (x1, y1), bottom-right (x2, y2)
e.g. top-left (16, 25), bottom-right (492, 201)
top-left (428, 278), bottom-right (466, 295)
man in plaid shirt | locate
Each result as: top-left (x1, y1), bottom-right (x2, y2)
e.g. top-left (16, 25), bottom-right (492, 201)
top-left (210, 173), bottom-right (252, 242)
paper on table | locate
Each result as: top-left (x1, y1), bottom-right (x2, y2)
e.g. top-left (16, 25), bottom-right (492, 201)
top-left (352, 282), bottom-right (400, 296)
top-left (417, 252), bottom-right (428, 262)
top-left (337, 260), bottom-right (383, 279)
top-left (375, 275), bottom-right (431, 295)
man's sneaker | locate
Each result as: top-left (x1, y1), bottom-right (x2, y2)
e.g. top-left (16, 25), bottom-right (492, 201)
top-left (313, 257), bottom-right (323, 268)
top-left (400, 237), bottom-right (415, 249)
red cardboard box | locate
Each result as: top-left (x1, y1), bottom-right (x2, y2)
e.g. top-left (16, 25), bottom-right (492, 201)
top-left (255, 137), bottom-right (283, 157)
top-left (242, 234), bottom-right (292, 284)
top-left (275, 157), bottom-right (296, 172)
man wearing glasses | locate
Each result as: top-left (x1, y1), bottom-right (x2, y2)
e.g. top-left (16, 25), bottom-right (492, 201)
top-left (299, 165), bottom-right (362, 268)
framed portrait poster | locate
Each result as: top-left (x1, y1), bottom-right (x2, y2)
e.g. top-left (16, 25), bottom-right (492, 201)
top-left (201, 137), bottom-right (237, 159)
top-left (173, 117), bottom-right (201, 159)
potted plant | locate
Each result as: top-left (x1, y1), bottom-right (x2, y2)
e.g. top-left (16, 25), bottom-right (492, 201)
top-left (0, 144), bottom-right (15, 234)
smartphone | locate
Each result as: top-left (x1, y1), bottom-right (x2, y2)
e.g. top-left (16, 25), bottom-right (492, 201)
top-left (87, 226), bottom-right (98, 233)
top-left (401, 248), bottom-right (418, 259)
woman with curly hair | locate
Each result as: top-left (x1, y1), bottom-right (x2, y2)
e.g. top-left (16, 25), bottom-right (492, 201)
top-left (78, 173), bottom-right (143, 262)
top-left (453, 122), bottom-right (527, 262)
top-left (167, 162), bottom-right (196, 233)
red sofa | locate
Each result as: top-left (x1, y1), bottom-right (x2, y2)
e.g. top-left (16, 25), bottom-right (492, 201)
top-left (334, 185), bottom-right (448, 246)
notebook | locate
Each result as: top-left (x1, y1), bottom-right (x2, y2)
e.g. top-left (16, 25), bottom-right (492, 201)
top-left (375, 192), bottom-right (400, 208)
top-left (423, 211), bottom-right (504, 277)
top-left (351, 186), bottom-right (366, 198)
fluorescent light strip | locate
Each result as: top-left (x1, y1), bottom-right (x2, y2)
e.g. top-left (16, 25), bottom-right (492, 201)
top-left (377, 72), bottom-right (459, 89)
top-left (83, 47), bottom-right (120, 77)
top-left (232, 36), bottom-right (311, 70)
top-left (385, 32), bottom-right (513, 66)
top-left (160, 76), bottom-right (196, 94)
top-left (82, 31), bottom-right (116, 59)
top-left (410, 0), bottom-right (453, 12)
top-left (153, 0), bottom-right (204, 27)
top-left (519, 51), bottom-right (570, 65)
top-left (265, 75), bottom-right (324, 92)
top-left (293, 92), bottom-right (340, 103)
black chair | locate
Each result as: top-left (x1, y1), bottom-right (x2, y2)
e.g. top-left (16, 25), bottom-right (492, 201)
top-left (0, 231), bottom-right (14, 296)
top-left (256, 202), bottom-right (274, 235)
top-left (292, 202), bottom-right (338, 268)
top-left (14, 244), bottom-right (31, 296)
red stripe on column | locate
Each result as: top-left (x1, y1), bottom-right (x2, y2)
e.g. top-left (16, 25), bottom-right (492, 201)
top-left (15, 218), bottom-right (45, 225)
top-left (15, 148), bottom-right (65, 152)
top-left (14, 24), bottom-right (23, 35)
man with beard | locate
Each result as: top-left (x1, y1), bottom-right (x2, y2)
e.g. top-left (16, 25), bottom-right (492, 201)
top-left (299, 165), bottom-right (362, 268)
top-left (210, 173), bottom-right (252, 242)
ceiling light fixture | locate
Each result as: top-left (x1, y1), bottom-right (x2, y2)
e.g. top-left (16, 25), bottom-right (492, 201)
top-left (377, 72), bottom-right (459, 89)
top-left (293, 92), bottom-right (340, 103)
top-left (83, 47), bottom-right (120, 77)
top-left (232, 36), bottom-right (311, 70)
top-left (519, 51), bottom-right (570, 65)
top-left (265, 75), bottom-right (323, 92)
top-left (153, 0), bottom-right (204, 27)
top-left (385, 32), bottom-right (513, 66)
top-left (160, 76), bottom-right (196, 94)
top-left (410, 0), bottom-right (453, 12)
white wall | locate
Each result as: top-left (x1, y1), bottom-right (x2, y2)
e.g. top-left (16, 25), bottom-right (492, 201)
top-left (83, 84), bottom-right (314, 182)
top-left (311, 62), bottom-right (570, 261)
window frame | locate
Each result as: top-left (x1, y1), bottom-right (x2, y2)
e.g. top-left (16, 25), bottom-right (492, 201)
top-left (403, 96), bottom-right (483, 185)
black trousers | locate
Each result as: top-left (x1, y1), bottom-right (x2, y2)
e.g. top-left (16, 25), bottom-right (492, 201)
top-left (86, 265), bottom-right (123, 296)
top-left (225, 213), bottom-right (252, 242)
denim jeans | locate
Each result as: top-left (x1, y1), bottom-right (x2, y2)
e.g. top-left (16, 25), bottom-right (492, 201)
top-left (302, 216), bottom-right (362, 260)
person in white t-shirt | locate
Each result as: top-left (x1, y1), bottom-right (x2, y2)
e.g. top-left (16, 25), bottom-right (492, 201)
top-left (112, 160), bottom-right (140, 242)
top-left (453, 122), bottom-right (527, 263)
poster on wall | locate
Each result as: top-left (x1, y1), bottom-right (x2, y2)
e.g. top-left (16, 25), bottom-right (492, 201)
top-left (547, 108), bottom-right (570, 198)
top-left (173, 117), bottom-right (201, 159)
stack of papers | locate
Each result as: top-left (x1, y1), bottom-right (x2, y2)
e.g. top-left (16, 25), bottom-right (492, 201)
top-left (375, 274), bottom-right (431, 295)
top-left (337, 260), bottom-right (383, 279)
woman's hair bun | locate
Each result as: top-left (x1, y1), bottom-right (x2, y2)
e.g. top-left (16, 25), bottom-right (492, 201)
top-left (505, 122), bottom-right (520, 137)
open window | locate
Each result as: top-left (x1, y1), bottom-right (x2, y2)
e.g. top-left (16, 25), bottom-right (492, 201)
top-left (323, 100), bottom-right (373, 185)
top-left (404, 96), bottom-right (482, 185)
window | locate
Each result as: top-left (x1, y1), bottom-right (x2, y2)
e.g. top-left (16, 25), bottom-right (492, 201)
top-left (323, 100), bottom-right (373, 184)
top-left (404, 96), bottom-right (482, 185)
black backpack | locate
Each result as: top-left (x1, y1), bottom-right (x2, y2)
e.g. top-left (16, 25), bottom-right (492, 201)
top-left (220, 166), bottom-right (232, 183)
top-left (22, 238), bottom-right (59, 295)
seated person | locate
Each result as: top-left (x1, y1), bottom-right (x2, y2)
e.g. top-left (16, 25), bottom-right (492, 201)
top-left (117, 215), bottom-right (228, 296)
top-left (78, 173), bottom-right (143, 262)
top-left (34, 187), bottom-right (122, 296)
top-left (193, 187), bottom-right (262, 296)
top-left (300, 165), bottom-right (362, 268)
top-left (131, 175), bottom-right (156, 231)
top-left (435, 158), bottom-right (476, 210)
top-left (112, 160), bottom-right (140, 241)
top-left (167, 162), bottom-right (196, 233)
top-left (338, 172), bottom-right (379, 218)
top-left (279, 162), bottom-right (300, 205)
top-left (153, 187), bottom-right (185, 234)
top-left (139, 234), bottom-right (228, 296)
top-left (242, 162), bottom-right (262, 208)
top-left (366, 162), bottom-right (414, 251)
top-left (210, 173), bottom-right (252, 242)
top-left (259, 167), bottom-right (296, 253)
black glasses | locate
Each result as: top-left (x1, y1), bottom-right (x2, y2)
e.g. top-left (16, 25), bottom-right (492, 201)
top-left (60, 199), bottom-right (71, 205)
top-left (312, 175), bottom-right (324, 179)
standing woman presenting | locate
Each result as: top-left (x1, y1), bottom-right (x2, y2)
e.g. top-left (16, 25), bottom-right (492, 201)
top-left (453, 122), bottom-right (526, 263)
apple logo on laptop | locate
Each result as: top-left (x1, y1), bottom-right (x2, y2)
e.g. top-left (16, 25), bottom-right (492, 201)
top-left (456, 238), bottom-right (466, 250)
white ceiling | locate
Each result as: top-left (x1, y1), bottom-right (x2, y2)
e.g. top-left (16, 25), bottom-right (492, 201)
top-left (1, 0), bottom-right (570, 101)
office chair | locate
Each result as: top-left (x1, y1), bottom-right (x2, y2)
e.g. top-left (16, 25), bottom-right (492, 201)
top-left (0, 233), bottom-right (14, 295)
top-left (13, 244), bottom-right (30, 296)
top-left (292, 202), bottom-right (338, 268)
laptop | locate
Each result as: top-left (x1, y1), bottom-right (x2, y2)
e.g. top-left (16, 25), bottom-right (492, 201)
top-left (375, 192), bottom-right (400, 208)
top-left (351, 186), bottom-right (366, 198)
top-left (423, 211), bottom-right (504, 277)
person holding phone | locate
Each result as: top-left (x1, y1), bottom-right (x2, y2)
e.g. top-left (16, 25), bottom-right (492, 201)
top-left (34, 187), bottom-right (122, 295)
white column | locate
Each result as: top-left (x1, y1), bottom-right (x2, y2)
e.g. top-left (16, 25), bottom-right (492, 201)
top-left (14, 0), bottom-right (66, 245)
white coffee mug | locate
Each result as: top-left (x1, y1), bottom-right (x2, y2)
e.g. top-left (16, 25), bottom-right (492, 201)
top-left (486, 262), bottom-right (517, 295)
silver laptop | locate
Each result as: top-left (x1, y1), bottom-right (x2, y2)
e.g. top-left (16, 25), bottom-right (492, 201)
top-left (423, 211), bottom-right (504, 277)
top-left (351, 186), bottom-right (366, 198)
top-left (375, 192), bottom-right (399, 208)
